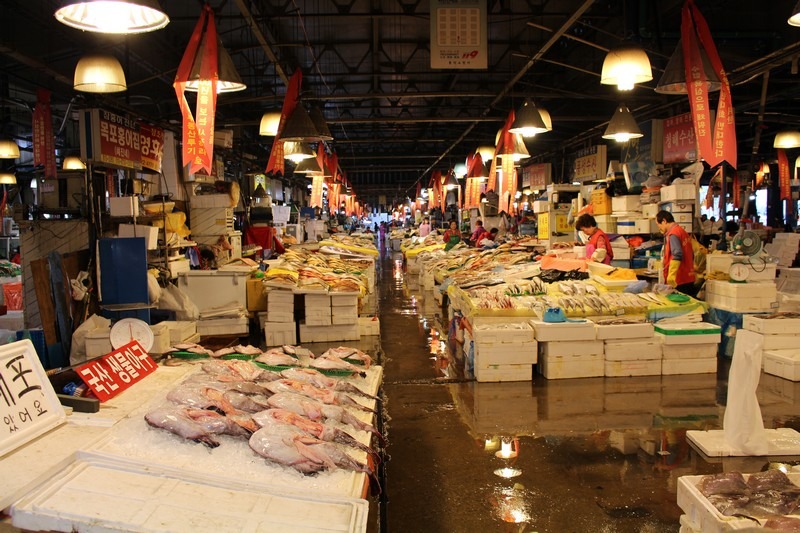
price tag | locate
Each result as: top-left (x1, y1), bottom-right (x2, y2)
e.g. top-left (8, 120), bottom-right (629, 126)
top-left (76, 341), bottom-right (158, 402)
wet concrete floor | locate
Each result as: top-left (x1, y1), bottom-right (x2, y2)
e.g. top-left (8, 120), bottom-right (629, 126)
top-left (371, 250), bottom-right (800, 533)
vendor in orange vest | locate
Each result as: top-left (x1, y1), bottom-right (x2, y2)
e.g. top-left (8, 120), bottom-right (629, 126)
top-left (656, 210), bottom-right (697, 296)
top-left (575, 214), bottom-right (613, 264)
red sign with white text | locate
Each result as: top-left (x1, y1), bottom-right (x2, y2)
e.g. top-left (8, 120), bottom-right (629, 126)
top-left (32, 89), bottom-right (58, 179)
top-left (138, 123), bottom-right (165, 173)
top-left (663, 112), bottom-right (697, 164)
top-left (76, 341), bottom-right (157, 402)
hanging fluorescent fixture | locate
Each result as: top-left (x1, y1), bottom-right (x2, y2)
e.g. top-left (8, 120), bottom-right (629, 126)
top-left (655, 39), bottom-right (721, 94)
top-left (54, 0), bottom-right (169, 34)
top-left (259, 112), bottom-right (281, 136)
top-left (0, 172), bottom-right (16, 184)
top-left (184, 35), bottom-right (246, 93)
top-left (600, 42), bottom-right (652, 91)
top-left (509, 98), bottom-right (548, 137)
top-left (774, 130), bottom-right (800, 149)
top-left (789, 1), bottom-right (800, 26)
top-left (283, 141), bottom-right (315, 163)
top-left (74, 53), bottom-right (127, 93)
top-left (0, 140), bottom-right (20, 159)
top-left (602, 104), bottom-right (643, 143)
top-left (62, 155), bottom-right (86, 170)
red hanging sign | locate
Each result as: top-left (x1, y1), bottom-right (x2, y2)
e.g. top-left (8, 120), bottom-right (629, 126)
top-left (430, 171), bottom-right (441, 209)
top-left (682, 0), bottom-right (737, 169)
top-left (32, 89), bottom-right (57, 179)
top-left (266, 70), bottom-right (302, 177)
top-left (138, 123), bottom-right (165, 173)
top-left (310, 174), bottom-right (325, 208)
top-left (174, 5), bottom-right (219, 175)
top-left (732, 171), bottom-right (741, 209)
top-left (76, 341), bottom-right (157, 402)
top-left (778, 149), bottom-right (791, 202)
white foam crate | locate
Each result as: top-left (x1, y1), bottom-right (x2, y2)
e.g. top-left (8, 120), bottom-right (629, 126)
top-left (660, 183), bottom-right (697, 202)
top-left (604, 359), bottom-right (661, 377)
top-left (474, 363), bottom-right (533, 382)
top-left (706, 280), bottom-right (777, 299)
top-left (642, 204), bottom-right (659, 218)
top-left (604, 338), bottom-right (662, 361)
top-left (764, 349), bottom-right (800, 381)
top-left (177, 271), bottom-right (248, 315)
top-left (305, 306), bottom-right (332, 319)
top-left (595, 322), bottom-right (654, 340)
top-left (330, 293), bottom-right (359, 307)
top-left (332, 314), bottom-right (358, 325)
top-left (661, 343), bottom-right (718, 360)
top-left (706, 292), bottom-right (778, 313)
top-left (538, 352), bottom-right (604, 379)
top-left (662, 357), bottom-right (717, 375)
top-left (530, 319), bottom-right (596, 342)
top-left (475, 341), bottom-right (538, 365)
top-left (654, 322), bottom-right (721, 345)
top-left (659, 200), bottom-right (695, 213)
top-left (358, 316), bottom-right (380, 336)
top-left (305, 294), bottom-right (332, 308)
top-left (471, 318), bottom-right (534, 344)
top-left (196, 317), bottom-right (248, 336)
top-left (150, 322), bottom-right (170, 354)
top-left (265, 311), bottom-right (294, 323)
top-left (266, 289), bottom-right (295, 305)
top-left (540, 340), bottom-right (603, 357)
top-left (611, 195), bottom-right (641, 212)
top-left (332, 306), bottom-right (358, 317)
top-left (265, 322), bottom-right (296, 347)
top-left (306, 315), bottom-right (333, 327)
top-left (85, 327), bottom-right (113, 358)
top-left (299, 322), bottom-right (359, 343)
top-left (754, 333), bottom-right (800, 350)
top-left (743, 314), bottom-right (800, 334)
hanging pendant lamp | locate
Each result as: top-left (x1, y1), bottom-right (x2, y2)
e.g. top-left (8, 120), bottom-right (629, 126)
top-left (774, 130), bottom-right (800, 149)
top-left (789, 1), bottom-right (800, 26)
top-left (0, 172), bottom-right (17, 184)
top-left (475, 146), bottom-right (495, 164)
top-left (259, 111), bottom-right (281, 136)
top-left (184, 33), bottom-right (245, 93)
top-left (280, 105), bottom-right (321, 142)
top-left (283, 141), bottom-right (315, 163)
top-left (0, 140), bottom-right (20, 159)
top-left (74, 53), bottom-right (127, 93)
top-left (63, 155), bottom-right (86, 170)
top-left (496, 130), bottom-right (530, 162)
top-left (601, 42), bottom-right (652, 91)
top-left (655, 39), bottom-right (721, 94)
top-left (509, 98), bottom-right (548, 137)
top-left (602, 104), bottom-right (643, 143)
top-left (55, 0), bottom-right (169, 34)
top-left (444, 172), bottom-right (460, 190)
top-left (308, 106), bottom-right (333, 142)
top-left (293, 157), bottom-right (322, 174)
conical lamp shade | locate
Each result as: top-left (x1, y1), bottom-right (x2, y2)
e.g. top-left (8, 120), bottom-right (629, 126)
top-left (496, 131), bottom-right (530, 161)
top-left (476, 145), bottom-right (495, 163)
top-left (280, 106), bottom-right (321, 142)
top-left (55, 0), bottom-right (169, 34)
top-left (63, 155), bottom-right (86, 170)
top-left (283, 141), bottom-right (315, 163)
top-left (509, 99), bottom-right (548, 137)
top-left (309, 106), bottom-right (333, 141)
top-left (185, 33), bottom-right (246, 93)
top-left (0, 173), bottom-right (16, 185)
top-left (774, 130), bottom-right (800, 149)
top-left (602, 104), bottom-right (643, 142)
top-left (789, 0), bottom-right (800, 26)
top-left (444, 172), bottom-right (459, 190)
top-left (259, 112), bottom-right (281, 136)
top-left (537, 106), bottom-right (553, 132)
top-left (655, 39), bottom-right (721, 94)
top-left (601, 42), bottom-right (652, 91)
top-left (0, 139), bottom-right (20, 159)
top-left (74, 53), bottom-right (127, 93)
top-left (294, 157), bottom-right (322, 174)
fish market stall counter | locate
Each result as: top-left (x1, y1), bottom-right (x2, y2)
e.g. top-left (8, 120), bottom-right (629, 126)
top-left (3, 343), bottom-right (382, 532)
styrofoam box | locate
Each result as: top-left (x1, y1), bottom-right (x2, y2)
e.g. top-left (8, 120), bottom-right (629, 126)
top-left (332, 314), bottom-right (358, 325)
top-left (190, 207), bottom-right (234, 234)
top-left (654, 322), bottom-right (721, 344)
top-left (118, 224), bottom-right (159, 250)
top-left (705, 254), bottom-right (777, 281)
top-left (595, 322), bottom-right (654, 340)
top-left (109, 196), bottom-right (138, 217)
top-left (611, 195), bottom-right (641, 213)
top-left (671, 212), bottom-right (693, 224)
top-left (530, 319), bottom-right (596, 341)
top-left (532, 200), bottom-right (549, 213)
top-left (642, 203), bottom-right (659, 218)
top-left (764, 349), bottom-right (800, 381)
top-left (177, 271), bottom-right (248, 314)
top-left (605, 359), bottom-right (661, 377)
top-left (472, 318), bottom-right (534, 344)
top-left (330, 293), bottom-right (359, 307)
top-left (266, 311), bottom-right (294, 324)
top-left (475, 363), bottom-right (533, 382)
top-left (306, 306), bottom-right (332, 319)
top-left (299, 322), bottom-right (359, 343)
top-left (150, 322), bottom-right (170, 354)
top-left (706, 280), bottom-right (777, 299)
top-left (332, 306), bottom-right (358, 316)
top-left (661, 343), bottom-right (718, 360)
top-left (197, 317), bottom-right (248, 336)
top-left (162, 320), bottom-right (197, 344)
top-left (760, 372), bottom-right (800, 401)
top-left (190, 193), bottom-right (232, 208)
top-left (539, 352), bottom-right (604, 379)
top-left (604, 338), bottom-right (662, 361)
top-left (659, 200), bottom-right (695, 213)
top-left (306, 315), bottom-right (333, 327)
top-left (662, 357), bottom-right (717, 375)
top-left (612, 246), bottom-right (632, 260)
top-left (358, 316), bottom-right (380, 336)
top-left (743, 314), bottom-right (800, 334)
top-left (305, 294), bottom-right (332, 307)
top-left (85, 327), bottom-right (113, 357)
top-left (267, 289), bottom-right (295, 305)
top-left (660, 183), bottom-right (697, 202)
top-left (615, 217), bottom-right (655, 235)
top-left (677, 473), bottom-right (800, 533)
top-left (705, 292), bottom-right (778, 313)
top-left (541, 340), bottom-right (603, 357)
top-left (752, 333), bottom-right (800, 350)
top-left (265, 322), bottom-right (297, 347)
top-left (475, 341), bottom-right (538, 366)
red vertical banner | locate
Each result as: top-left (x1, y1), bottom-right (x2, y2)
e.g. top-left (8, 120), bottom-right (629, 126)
top-left (430, 171), bottom-right (441, 209)
top-left (32, 89), bottom-right (57, 179)
top-left (704, 171), bottom-right (715, 209)
top-left (265, 70), bottom-right (302, 176)
top-left (778, 149), bottom-right (791, 202)
top-left (310, 174), bottom-right (324, 208)
top-left (682, 0), bottom-right (737, 169)
top-left (732, 171), bottom-right (741, 209)
top-left (174, 5), bottom-right (219, 175)
top-left (439, 173), bottom-right (448, 208)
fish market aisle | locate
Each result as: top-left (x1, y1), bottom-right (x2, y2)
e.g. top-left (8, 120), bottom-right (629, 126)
top-left (376, 252), bottom-right (800, 533)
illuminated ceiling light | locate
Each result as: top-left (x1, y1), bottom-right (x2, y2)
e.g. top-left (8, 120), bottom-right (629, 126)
top-left (62, 155), bottom-right (86, 170)
top-left (54, 0), bottom-right (169, 34)
top-left (496, 132), bottom-right (530, 162)
top-left (444, 172), bottom-right (459, 190)
top-left (259, 111), bottom-right (281, 136)
top-left (790, 1), bottom-right (800, 26)
top-left (0, 139), bottom-right (20, 159)
top-left (600, 41), bottom-right (652, 91)
top-left (184, 35), bottom-right (246, 93)
top-left (283, 141), bottom-right (315, 163)
top-left (509, 98), bottom-right (548, 137)
top-left (453, 163), bottom-right (467, 179)
top-left (655, 39), bottom-right (721, 94)
top-left (293, 157), bottom-right (322, 174)
top-left (0, 172), bottom-right (16, 185)
top-left (73, 53), bottom-right (127, 93)
top-left (308, 106), bottom-right (334, 142)
top-left (602, 104), bottom-right (643, 143)
top-left (280, 105), bottom-right (321, 142)
top-left (476, 145), bottom-right (495, 163)
top-left (774, 130), bottom-right (800, 149)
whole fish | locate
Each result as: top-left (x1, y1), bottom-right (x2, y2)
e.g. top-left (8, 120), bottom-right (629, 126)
top-left (263, 379), bottom-right (374, 413)
top-left (309, 356), bottom-right (366, 377)
top-left (184, 407), bottom-right (254, 437)
top-left (233, 344), bottom-right (263, 356)
top-left (255, 351), bottom-right (301, 367)
top-left (280, 367), bottom-right (379, 401)
top-left (218, 389), bottom-right (272, 413)
top-left (144, 406), bottom-right (220, 448)
top-left (202, 359), bottom-right (277, 381)
top-left (321, 347), bottom-right (373, 369)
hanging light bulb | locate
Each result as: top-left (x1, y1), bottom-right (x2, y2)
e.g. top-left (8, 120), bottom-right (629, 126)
top-left (73, 53), bottom-right (127, 93)
top-left (774, 130), bottom-right (800, 149)
top-left (259, 111), bottom-right (281, 136)
top-left (308, 106), bottom-right (333, 142)
top-left (62, 155), bottom-right (86, 170)
top-left (509, 98), bottom-right (548, 137)
top-left (453, 163), bottom-right (467, 179)
top-left (0, 140), bottom-right (20, 159)
top-left (0, 172), bottom-right (16, 185)
top-left (293, 157), bottom-right (322, 174)
top-left (655, 39), bottom-right (721, 94)
top-left (495, 131), bottom-right (530, 162)
top-left (184, 35), bottom-right (246, 93)
top-left (601, 42), bottom-right (652, 91)
top-left (55, 0), bottom-right (169, 34)
top-left (475, 145), bottom-right (495, 164)
top-left (283, 141), bottom-right (315, 163)
top-left (444, 172), bottom-right (459, 190)
top-left (790, 1), bottom-right (800, 26)
top-left (280, 105), bottom-right (322, 142)
top-left (603, 104), bottom-right (643, 143)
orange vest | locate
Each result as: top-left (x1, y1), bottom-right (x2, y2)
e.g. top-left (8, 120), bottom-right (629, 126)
top-left (588, 228), bottom-right (613, 264)
top-left (663, 223), bottom-right (696, 285)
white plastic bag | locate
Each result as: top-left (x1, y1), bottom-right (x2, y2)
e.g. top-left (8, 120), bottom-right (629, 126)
top-left (69, 314), bottom-right (111, 366)
top-left (157, 283), bottom-right (199, 320)
top-left (147, 271), bottom-right (162, 305)
top-left (723, 329), bottom-right (768, 455)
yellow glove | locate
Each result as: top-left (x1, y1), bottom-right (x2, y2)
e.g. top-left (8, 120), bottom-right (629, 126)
top-left (667, 260), bottom-right (681, 287)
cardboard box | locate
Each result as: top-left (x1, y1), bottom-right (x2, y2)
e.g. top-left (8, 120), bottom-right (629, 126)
top-left (591, 189), bottom-right (612, 215)
top-left (612, 195), bottom-right (641, 213)
top-left (660, 183), bottom-right (697, 202)
top-left (246, 278), bottom-right (268, 312)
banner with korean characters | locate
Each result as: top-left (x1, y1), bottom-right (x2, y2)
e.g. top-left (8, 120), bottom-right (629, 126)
top-left (663, 112), bottom-right (698, 164)
top-left (79, 109), bottom-right (165, 172)
top-left (76, 341), bottom-right (157, 402)
top-left (522, 163), bottom-right (552, 191)
top-left (138, 123), bottom-right (165, 173)
top-left (574, 145), bottom-right (607, 183)
top-left (32, 89), bottom-right (58, 179)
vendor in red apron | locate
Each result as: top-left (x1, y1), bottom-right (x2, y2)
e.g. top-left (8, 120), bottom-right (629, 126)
top-left (656, 210), bottom-right (697, 296)
top-left (575, 214), bottom-right (613, 264)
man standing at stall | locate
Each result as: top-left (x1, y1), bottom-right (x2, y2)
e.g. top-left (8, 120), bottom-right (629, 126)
top-left (656, 210), bottom-right (697, 296)
top-left (575, 214), bottom-right (613, 264)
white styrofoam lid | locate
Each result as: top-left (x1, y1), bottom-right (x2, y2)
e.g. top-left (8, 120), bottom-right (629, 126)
top-left (0, 339), bottom-right (65, 458)
top-left (12, 458), bottom-right (369, 533)
top-left (687, 428), bottom-right (800, 457)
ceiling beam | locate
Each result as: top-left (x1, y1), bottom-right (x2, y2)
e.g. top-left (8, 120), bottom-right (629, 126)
top-left (234, 0), bottom-right (289, 85)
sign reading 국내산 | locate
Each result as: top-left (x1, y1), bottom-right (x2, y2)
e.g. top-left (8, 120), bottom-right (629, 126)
top-left (430, 0), bottom-right (487, 69)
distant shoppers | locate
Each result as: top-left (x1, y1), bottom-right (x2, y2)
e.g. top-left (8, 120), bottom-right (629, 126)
top-left (471, 220), bottom-right (489, 246)
top-left (478, 228), bottom-right (499, 247)
top-left (443, 220), bottom-right (461, 251)
top-left (575, 213), bottom-right (613, 264)
top-left (656, 210), bottom-right (696, 296)
top-left (418, 217), bottom-right (432, 237)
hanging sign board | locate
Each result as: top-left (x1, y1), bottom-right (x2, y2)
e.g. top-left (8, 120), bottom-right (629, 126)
top-left (430, 0), bottom-right (488, 69)
top-left (80, 109), bottom-right (141, 171)
top-left (138, 123), bottom-right (165, 173)
top-left (663, 112), bottom-right (698, 164)
top-left (574, 145), bottom-right (607, 182)
top-left (32, 89), bottom-right (58, 180)
top-left (76, 341), bottom-right (157, 402)
top-left (522, 163), bottom-right (552, 190)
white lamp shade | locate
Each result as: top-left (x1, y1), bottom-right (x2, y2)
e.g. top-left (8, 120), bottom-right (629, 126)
top-left (283, 141), bottom-right (315, 163)
top-left (0, 139), bottom-right (20, 159)
top-left (496, 131), bottom-right (530, 161)
top-left (601, 42), bottom-right (653, 91)
top-left (476, 145), bottom-right (495, 163)
top-left (0, 173), bottom-right (16, 185)
top-left (55, 0), bottom-right (169, 34)
top-left (184, 35), bottom-right (246, 94)
top-left (790, 0), bottom-right (800, 26)
top-left (602, 104), bottom-right (643, 142)
top-left (774, 130), bottom-right (800, 149)
top-left (259, 112), bottom-right (281, 136)
top-left (63, 155), bottom-right (86, 170)
top-left (74, 54), bottom-right (127, 93)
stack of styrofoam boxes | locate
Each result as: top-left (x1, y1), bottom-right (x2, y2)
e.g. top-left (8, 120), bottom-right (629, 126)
top-left (190, 195), bottom-right (237, 260)
top-left (659, 183), bottom-right (696, 235)
top-left (765, 232), bottom-right (800, 268)
top-left (705, 279), bottom-right (778, 313)
top-left (358, 316), bottom-right (380, 337)
top-left (591, 188), bottom-right (613, 234)
top-left (470, 317), bottom-right (537, 382)
top-left (609, 235), bottom-right (631, 264)
top-left (299, 293), bottom-right (359, 343)
top-left (597, 322), bottom-right (661, 376)
top-left (743, 314), bottom-right (800, 382)
top-left (164, 321), bottom-right (199, 346)
top-left (532, 319), bottom-right (603, 379)
top-left (655, 322), bottom-right (721, 375)
top-left (263, 289), bottom-right (296, 347)
top-left (330, 293), bottom-right (359, 325)
top-left (609, 195), bottom-right (643, 236)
